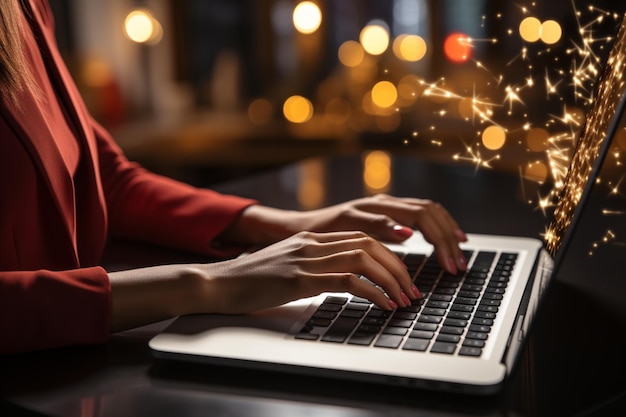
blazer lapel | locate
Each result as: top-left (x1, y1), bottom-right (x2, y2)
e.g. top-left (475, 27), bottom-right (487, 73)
top-left (1, 0), bottom-right (108, 265)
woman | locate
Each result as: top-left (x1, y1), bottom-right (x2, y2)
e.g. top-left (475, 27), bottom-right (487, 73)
top-left (0, 0), bottom-right (467, 354)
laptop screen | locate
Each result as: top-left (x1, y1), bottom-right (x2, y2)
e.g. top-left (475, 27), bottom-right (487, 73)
top-left (544, 13), bottom-right (626, 260)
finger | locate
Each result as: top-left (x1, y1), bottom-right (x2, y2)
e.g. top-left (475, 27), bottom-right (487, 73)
top-left (353, 198), bottom-right (467, 273)
top-left (320, 208), bottom-right (414, 243)
top-left (413, 205), bottom-right (466, 274)
top-left (302, 272), bottom-right (400, 310)
top-left (304, 235), bottom-right (417, 299)
top-left (314, 247), bottom-right (417, 306)
top-left (359, 196), bottom-right (468, 242)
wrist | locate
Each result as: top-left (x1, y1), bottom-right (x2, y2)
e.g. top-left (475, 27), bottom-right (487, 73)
top-left (219, 205), bottom-right (300, 245)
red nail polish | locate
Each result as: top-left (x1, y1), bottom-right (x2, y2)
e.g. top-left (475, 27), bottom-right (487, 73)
top-left (388, 299), bottom-right (399, 310)
top-left (412, 285), bottom-right (422, 298)
top-left (393, 225), bottom-right (413, 239)
top-left (448, 257), bottom-right (458, 275)
top-left (401, 292), bottom-right (411, 306)
top-left (458, 255), bottom-right (467, 270)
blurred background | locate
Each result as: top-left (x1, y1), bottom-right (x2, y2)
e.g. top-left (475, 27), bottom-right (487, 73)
top-left (47, 0), bottom-right (626, 199)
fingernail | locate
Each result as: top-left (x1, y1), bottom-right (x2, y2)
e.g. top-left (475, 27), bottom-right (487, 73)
top-left (393, 224), bottom-right (413, 239)
top-left (458, 255), bottom-right (467, 270)
top-left (448, 257), bottom-right (458, 275)
top-left (400, 292), bottom-right (411, 306)
top-left (388, 299), bottom-right (399, 310)
top-left (455, 229), bottom-right (468, 241)
top-left (412, 285), bottom-right (422, 298)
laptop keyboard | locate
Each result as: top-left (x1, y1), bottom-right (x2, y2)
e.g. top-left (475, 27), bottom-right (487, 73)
top-left (295, 250), bottom-right (517, 358)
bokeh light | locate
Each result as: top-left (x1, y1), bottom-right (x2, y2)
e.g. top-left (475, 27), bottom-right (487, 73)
top-left (526, 127), bottom-right (550, 152)
top-left (283, 95), bottom-right (313, 123)
top-left (293, 1), bottom-right (322, 34)
top-left (363, 150), bottom-right (392, 191)
top-left (371, 81), bottom-right (398, 108)
top-left (443, 32), bottom-right (472, 63)
top-left (519, 17), bottom-right (562, 44)
top-left (393, 34), bottom-right (428, 62)
top-left (248, 98), bottom-right (274, 125)
top-left (124, 9), bottom-right (162, 44)
top-left (519, 16), bottom-right (542, 43)
top-left (338, 40), bottom-right (365, 67)
top-left (481, 125), bottom-right (506, 150)
top-left (360, 22), bottom-right (390, 56)
top-left (540, 20), bottom-right (562, 44)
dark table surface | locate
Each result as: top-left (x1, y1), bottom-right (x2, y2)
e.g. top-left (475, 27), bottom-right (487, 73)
top-left (2, 153), bottom-right (625, 417)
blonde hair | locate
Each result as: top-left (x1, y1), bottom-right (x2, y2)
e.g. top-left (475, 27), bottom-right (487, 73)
top-left (0, 0), bottom-right (34, 106)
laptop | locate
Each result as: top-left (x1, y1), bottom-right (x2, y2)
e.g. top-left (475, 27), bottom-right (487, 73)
top-left (149, 14), bottom-right (626, 395)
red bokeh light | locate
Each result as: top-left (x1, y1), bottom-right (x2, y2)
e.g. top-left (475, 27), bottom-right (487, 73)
top-left (444, 32), bottom-right (472, 63)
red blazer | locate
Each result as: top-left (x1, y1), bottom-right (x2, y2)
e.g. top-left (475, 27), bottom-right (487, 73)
top-left (0, 0), bottom-right (255, 354)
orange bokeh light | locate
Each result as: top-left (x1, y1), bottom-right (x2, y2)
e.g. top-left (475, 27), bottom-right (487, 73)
top-left (443, 32), bottom-right (471, 63)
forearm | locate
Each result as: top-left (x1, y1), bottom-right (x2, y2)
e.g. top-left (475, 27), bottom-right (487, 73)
top-left (108, 264), bottom-right (206, 332)
top-left (217, 204), bottom-right (303, 246)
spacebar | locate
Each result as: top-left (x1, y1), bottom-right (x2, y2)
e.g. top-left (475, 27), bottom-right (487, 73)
top-left (321, 317), bottom-right (359, 343)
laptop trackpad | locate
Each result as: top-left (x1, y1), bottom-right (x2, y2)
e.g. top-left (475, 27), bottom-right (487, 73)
top-left (158, 297), bottom-right (316, 339)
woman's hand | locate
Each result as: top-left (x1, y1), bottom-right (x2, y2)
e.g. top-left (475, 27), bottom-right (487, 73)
top-left (220, 194), bottom-right (468, 274)
top-left (196, 231), bottom-right (420, 315)
top-left (109, 230), bottom-right (419, 332)
top-left (294, 194), bottom-right (468, 274)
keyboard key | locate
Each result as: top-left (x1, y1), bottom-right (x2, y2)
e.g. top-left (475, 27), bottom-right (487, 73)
top-left (410, 330), bottom-right (435, 339)
top-left (462, 339), bottom-right (485, 348)
top-left (393, 311), bottom-right (417, 320)
top-left (426, 300), bottom-right (450, 309)
top-left (472, 318), bottom-right (494, 327)
top-left (413, 322), bottom-right (438, 331)
top-left (384, 327), bottom-right (408, 336)
top-left (450, 304), bottom-right (474, 313)
top-left (403, 338), bottom-right (430, 351)
top-left (430, 294), bottom-right (453, 302)
top-left (454, 297), bottom-right (478, 306)
top-left (474, 311), bottom-right (496, 320)
top-left (466, 331), bottom-right (489, 340)
top-left (423, 307), bottom-right (446, 316)
top-left (325, 296), bottom-right (348, 305)
top-left (341, 309), bottom-right (365, 318)
top-left (436, 334), bottom-right (461, 343)
top-left (469, 324), bottom-right (491, 333)
top-left (346, 302), bottom-right (370, 311)
top-left (321, 317), bottom-right (359, 343)
top-left (439, 325), bottom-right (464, 335)
top-left (447, 311), bottom-right (471, 320)
top-left (310, 318), bottom-right (332, 327)
top-left (348, 332), bottom-right (376, 346)
top-left (459, 346), bottom-right (482, 357)
top-left (374, 334), bottom-right (404, 349)
top-left (318, 303), bottom-right (342, 312)
top-left (388, 319), bottom-right (413, 328)
top-left (443, 318), bottom-right (468, 328)
top-left (418, 315), bottom-right (442, 324)
top-left (313, 311), bottom-right (337, 320)
top-left (356, 324), bottom-right (381, 333)
top-left (430, 342), bottom-right (457, 354)
top-left (363, 317), bottom-right (387, 326)
top-left (477, 305), bottom-right (499, 313)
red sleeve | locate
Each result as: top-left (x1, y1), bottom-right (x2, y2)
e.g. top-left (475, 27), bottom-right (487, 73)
top-left (92, 119), bottom-right (258, 257)
top-left (0, 267), bottom-right (111, 354)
